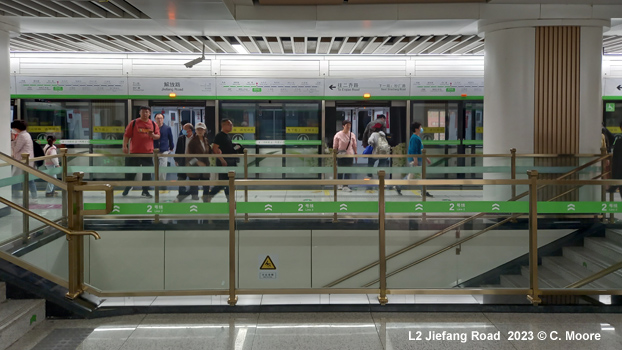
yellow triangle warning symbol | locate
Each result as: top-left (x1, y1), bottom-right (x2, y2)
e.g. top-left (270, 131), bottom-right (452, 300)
top-left (260, 256), bottom-right (276, 270)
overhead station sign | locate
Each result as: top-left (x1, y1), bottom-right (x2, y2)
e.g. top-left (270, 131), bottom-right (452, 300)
top-left (128, 77), bottom-right (216, 96)
top-left (216, 78), bottom-right (324, 97)
top-left (411, 78), bottom-right (484, 96)
top-left (15, 76), bottom-right (127, 95)
top-left (324, 78), bottom-right (410, 97)
top-left (604, 79), bottom-right (622, 97)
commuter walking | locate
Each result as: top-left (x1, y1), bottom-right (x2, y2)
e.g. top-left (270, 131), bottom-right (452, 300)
top-left (187, 122), bottom-right (212, 202)
top-left (205, 119), bottom-right (237, 202)
top-left (333, 120), bottom-right (358, 192)
top-left (367, 123), bottom-right (391, 174)
top-left (362, 115), bottom-right (386, 176)
top-left (154, 113), bottom-right (175, 186)
top-left (10, 120), bottom-right (38, 199)
top-left (121, 106), bottom-right (160, 198)
top-left (406, 122), bottom-right (433, 198)
top-left (43, 135), bottom-right (60, 197)
top-left (174, 123), bottom-right (194, 202)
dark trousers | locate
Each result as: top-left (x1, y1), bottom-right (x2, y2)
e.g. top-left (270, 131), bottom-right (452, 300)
top-left (177, 173), bottom-right (189, 195)
top-left (337, 158), bottom-right (353, 180)
top-left (189, 174), bottom-right (210, 196)
top-left (367, 157), bottom-right (389, 177)
top-left (125, 156), bottom-right (152, 193)
top-left (208, 172), bottom-right (230, 200)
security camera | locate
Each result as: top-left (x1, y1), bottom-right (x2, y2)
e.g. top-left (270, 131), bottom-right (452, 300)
top-left (184, 42), bottom-right (206, 68)
top-left (184, 56), bottom-right (204, 68)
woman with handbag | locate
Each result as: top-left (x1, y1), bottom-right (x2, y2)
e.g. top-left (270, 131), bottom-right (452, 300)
top-left (332, 120), bottom-right (358, 192)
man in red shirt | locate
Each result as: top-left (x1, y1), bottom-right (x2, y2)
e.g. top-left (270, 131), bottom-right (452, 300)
top-left (121, 106), bottom-right (160, 198)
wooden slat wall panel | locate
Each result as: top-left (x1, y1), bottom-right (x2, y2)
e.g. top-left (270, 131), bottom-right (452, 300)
top-left (534, 26), bottom-right (580, 201)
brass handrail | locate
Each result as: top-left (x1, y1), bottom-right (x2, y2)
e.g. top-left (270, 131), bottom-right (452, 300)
top-left (566, 261), bottom-right (622, 288)
top-left (0, 151), bottom-right (67, 190)
top-left (0, 196), bottom-right (100, 239)
top-left (324, 154), bottom-right (609, 288)
top-left (360, 172), bottom-right (606, 288)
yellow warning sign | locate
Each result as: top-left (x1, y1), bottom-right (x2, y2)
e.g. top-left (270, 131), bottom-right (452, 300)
top-left (425, 127), bottom-right (445, 134)
top-left (27, 126), bottom-right (61, 133)
top-left (286, 127), bottom-right (318, 134)
top-left (607, 126), bottom-right (622, 134)
top-left (232, 127), bottom-right (256, 133)
top-left (260, 255), bottom-right (276, 270)
top-left (476, 127), bottom-right (483, 134)
top-left (94, 126), bottom-right (125, 133)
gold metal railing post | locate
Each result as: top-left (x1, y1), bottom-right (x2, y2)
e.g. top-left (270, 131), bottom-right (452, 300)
top-left (227, 171), bottom-right (238, 306)
top-left (21, 153), bottom-right (30, 243)
top-left (378, 170), bottom-right (388, 305)
top-left (600, 147), bottom-right (607, 222)
top-left (153, 150), bottom-right (160, 224)
top-left (333, 148), bottom-right (338, 223)
top-left (527, 170), bottom-right (541, 305)
top-left (244, 149), bottom-right (249, 223)
top-left (66, 172), bottom-right (86, 300)
top-left (510, 148), bottom-right (518, 223)
top-left (610, 191), bottom-right (615, 224)
top-left (60, 148), bottom-right (68, 226)
top-left (421, 149), bottom-right (427, 222)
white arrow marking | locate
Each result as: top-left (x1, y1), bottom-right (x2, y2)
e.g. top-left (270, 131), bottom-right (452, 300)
top-left (112, 205), bottom-right (120, 213)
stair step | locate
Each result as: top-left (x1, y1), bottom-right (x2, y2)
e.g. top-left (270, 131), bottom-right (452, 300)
top-left (521, 265), bottom-right (570, 288)
top-left (500, 274), bottom-right (529, 288)
top-left (606, 229), bottom-right (622, 246)
top-left (584, 238), bottom-right (622, 262)
top-left (563, 247), bottom-right (622, 287)
top-left (542, 257), bottom-right (613, 289)
top-left (0, 282), bottom-right (5, 304)
top-left (0, 299), bottom-right (45, 350)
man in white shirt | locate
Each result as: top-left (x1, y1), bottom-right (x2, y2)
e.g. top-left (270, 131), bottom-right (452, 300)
top-left (332, 120), bottom-right (358, 192)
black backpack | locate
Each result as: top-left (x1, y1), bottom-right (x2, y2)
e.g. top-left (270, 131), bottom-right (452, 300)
top-left (32, 139), bottom-right (45, 168)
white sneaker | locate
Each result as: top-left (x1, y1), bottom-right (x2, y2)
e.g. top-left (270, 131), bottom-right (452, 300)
top-left (342, 186), bottom-right (352, 192)
top-left (338, 185), bottom-right (343, 190)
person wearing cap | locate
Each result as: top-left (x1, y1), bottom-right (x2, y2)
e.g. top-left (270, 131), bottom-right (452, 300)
top-left (185, 122), bottom-right (212, 201)
top-left (121, 106), bottom-right (160, 198)
top-left (367, 122), bottom-right (390, 175)
top-left (154, 113), bottom-right (175, 186)
top-left (333, 119), bottom-right (358, 192)
top-left (173, 123), bottom-right (195, 202)
top-left (362, 115), bottom-right (386, 176)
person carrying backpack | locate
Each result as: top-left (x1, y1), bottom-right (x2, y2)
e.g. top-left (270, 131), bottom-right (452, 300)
top-left (367, 123), bottom-right (390, 177)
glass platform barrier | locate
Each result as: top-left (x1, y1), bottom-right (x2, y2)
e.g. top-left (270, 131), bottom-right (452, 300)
top-left (1, 149), bottom-right (620, 306)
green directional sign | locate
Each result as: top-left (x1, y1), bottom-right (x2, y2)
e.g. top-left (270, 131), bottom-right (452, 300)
top-left (537, 201), bottom-right (622, 214)
top-left (606, 103), bottom-right (616, 112)
top-left (84, 203), bottom-right (229, 215)
top-left (237, 201), bottom-right (378, 214)
top-left (385, 201), bottom-right (529, 213)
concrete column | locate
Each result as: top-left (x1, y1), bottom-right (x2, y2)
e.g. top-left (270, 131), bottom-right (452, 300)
top-left (480, 19), bottom-right (609, 201)
top-left (0, 19), bottom-right (18, 216)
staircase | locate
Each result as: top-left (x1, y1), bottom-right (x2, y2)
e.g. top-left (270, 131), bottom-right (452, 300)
top-left (0, 281), bottom-right (45, 350)
top-left (495, 229), bottom-right (622, 292)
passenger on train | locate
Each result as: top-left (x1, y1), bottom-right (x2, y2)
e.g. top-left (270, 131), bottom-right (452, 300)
top-left (608, 121), bottom-right (622, 198)
top-left (154, 113), bottom-right (175, 186)
top-left (333, 119), bottom-right (358, 192)
top-left (205, 119), bottom-right (236, 202)
top-left (362, 115), bottom-right (386, 177)
top-left (43, 135), bottom-right (60, 197)
top-left (187, 122), bottom-right (212, 202)
top-left (174, 123), bottom-right (194, 202)
top-left (10, 120), bottom-right (38, 199)
top-left (121, 106), bottom-right (160, 199)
